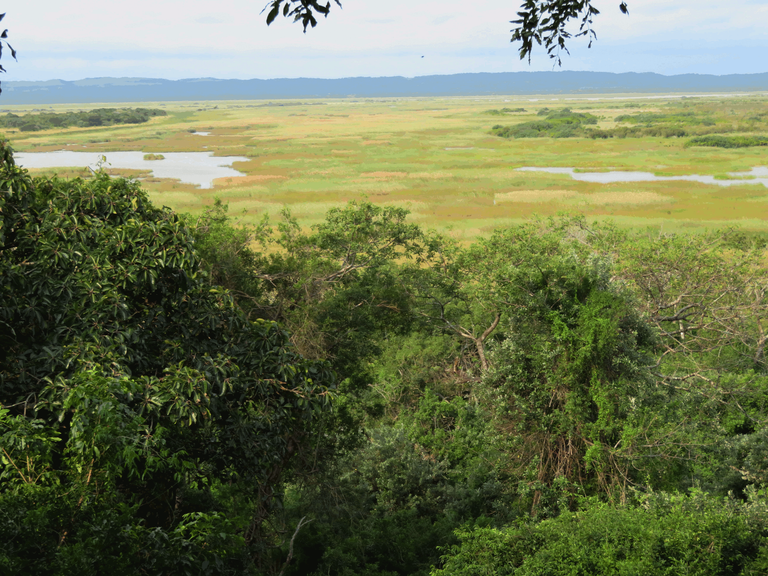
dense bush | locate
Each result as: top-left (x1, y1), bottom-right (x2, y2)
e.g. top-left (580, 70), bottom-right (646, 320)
top-left (0, 107), bottom-right (167, 131)
top-left (685, 134), bottom-right (768, 148)
top-left (484, 108), bottom-right (526, 115)
top-left (492, 108), bottom-right (598, 138)
top-left (589, 125), bottom-right (688, 138)
top-left (614, 111), bottom-right (703, 124)
top-left (433, 490), bottom-right (768, 576)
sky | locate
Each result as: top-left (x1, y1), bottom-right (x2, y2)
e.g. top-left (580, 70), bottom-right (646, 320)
top-left (5, 1), bottom-right (768, 82)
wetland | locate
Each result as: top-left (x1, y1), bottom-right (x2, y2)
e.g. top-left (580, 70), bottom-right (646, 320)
top-left (5, 93), bottom-right (768, 238)
top-left (15, 150), bottom-right (249, 189)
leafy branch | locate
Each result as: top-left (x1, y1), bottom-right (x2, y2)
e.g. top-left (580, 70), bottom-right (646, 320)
top-left (510, 0), bottom-right (628, 65)
top-left (263, 0), bottom-right (342, 32)
top-left (0, 13), bottom-right (16, 95)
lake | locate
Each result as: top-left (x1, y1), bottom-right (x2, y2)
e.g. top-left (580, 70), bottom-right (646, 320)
top-left (14, 151), bottom-right (249, 189)
top-left (517, 166), bottom-right (768, 188)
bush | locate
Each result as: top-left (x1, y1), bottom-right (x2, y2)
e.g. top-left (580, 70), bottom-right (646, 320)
top-left (492, 108), bottom-right (599, 139)
top-left (434, 490), bottom-right (768, 576)
top-left (685, 135), bottom-right (768, 148)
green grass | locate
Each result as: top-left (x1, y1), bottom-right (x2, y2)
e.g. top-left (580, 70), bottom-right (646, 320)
top-left (6, 94), bottom-right (768, 240)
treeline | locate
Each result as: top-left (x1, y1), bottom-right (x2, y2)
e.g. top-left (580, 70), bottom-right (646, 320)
top-left (2, 141), bottom-right (768, 575)
top-left (686, 134), bottom-right (768, 148)
top-left (493, 106), bottom-right (768, 145)
top-left (0, 107), bottom-right (167, 132)
top-left (484, 107), bottom-right (527, 115)
top-left (588, 125), bottom-right (688, 138)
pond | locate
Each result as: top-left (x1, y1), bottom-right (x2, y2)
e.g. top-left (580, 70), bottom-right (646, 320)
top-left (14, 151), bottom-right (249, 189)
top-left (516, 166), bottom-right (768, 188)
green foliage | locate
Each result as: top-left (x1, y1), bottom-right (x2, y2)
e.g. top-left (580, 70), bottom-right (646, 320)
top-left (5, 132), bottom-right (768, 575)
top-left (492, 108), bottom-right (598, 138)
top-left (600, 226), bottom-right (768, 377)
top-left (284, 422), bottom-right (512, 576)
top-left (0, 147), bottom-right (334, 572)
top-left (434, 490), bottom-right (768, 576)
top-left (614, 111), bottom-right (706, 124)
top-left (476, 225), bottom-right (655, 503)
top-left (538, 218), bottom-right (768, 495)
top-left (185, 198), bottom-right (270, 321)
top-left (405, 391), bottom-right (506, 487)
top-left (588, 125), bottom-right (688, 138)
top-left (368, 333), bottom-right (463, 416)
top-left (686, 135), bottom-right (768, 148)
top-left (0, 108), bottom-right (167, 132)
top-left (484, 108), bottom-right (526, 116)
top-left (189, 199), bottom-right (426, 422)
top-left (589, 109), bottom-right (756, 140)
top-left (0, 490), bottom-right (251, 575)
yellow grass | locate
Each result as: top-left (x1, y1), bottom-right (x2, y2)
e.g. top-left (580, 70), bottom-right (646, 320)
top-left (495, 190), bottom-right (577, 203)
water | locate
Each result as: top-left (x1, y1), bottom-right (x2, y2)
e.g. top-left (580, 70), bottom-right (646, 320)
top-left (516, 166), bottom-right (768, 188)
top-left (15, 150), bottom-right (249, 189)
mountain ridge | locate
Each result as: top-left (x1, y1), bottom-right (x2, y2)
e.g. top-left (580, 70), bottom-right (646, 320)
top-left (3, 71), bottom-right (768, 104)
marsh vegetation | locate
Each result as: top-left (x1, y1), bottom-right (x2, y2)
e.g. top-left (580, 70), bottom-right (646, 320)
top-left (6, 94), bottom-right (768, 238)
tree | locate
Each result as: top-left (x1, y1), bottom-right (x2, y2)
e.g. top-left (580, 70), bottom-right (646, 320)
top-left (0, 143), bottom-right (334, 572)
top-left (263, 0), bottom-right (629, 63)
top-left (469, 223), bottom-right (655, 509)
top-left (188, 199), bottom-right (428, 442)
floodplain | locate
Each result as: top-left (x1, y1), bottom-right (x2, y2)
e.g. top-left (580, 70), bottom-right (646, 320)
top-left (6, 92), bottom-right (768, 239)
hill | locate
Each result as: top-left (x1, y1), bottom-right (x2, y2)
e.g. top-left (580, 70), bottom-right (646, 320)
top-left (3, 71), bottom-right (768, 104)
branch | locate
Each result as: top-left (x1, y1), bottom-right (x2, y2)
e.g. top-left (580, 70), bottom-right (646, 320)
top-left (264, 0), bottom-right (342, 32)
top-left (1, 446), bottom-right (30, 483)
top-left (479, 313), bottom-right (501, 343)
top-left (278, 516), bottom-right (313, 576)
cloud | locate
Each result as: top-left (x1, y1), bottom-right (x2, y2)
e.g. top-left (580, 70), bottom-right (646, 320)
top-left (6, 0), bottom-right (768, 81)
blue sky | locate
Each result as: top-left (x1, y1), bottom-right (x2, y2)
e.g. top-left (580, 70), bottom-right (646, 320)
top-left (6, 1), bottom-right (768, 81)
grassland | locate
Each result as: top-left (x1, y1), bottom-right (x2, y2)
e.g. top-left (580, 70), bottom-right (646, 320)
top-left (5, 93), bottom-right (768, 240)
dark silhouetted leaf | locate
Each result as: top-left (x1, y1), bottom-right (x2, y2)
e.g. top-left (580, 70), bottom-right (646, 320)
top-left (266, 4), bottom-right (280, 25)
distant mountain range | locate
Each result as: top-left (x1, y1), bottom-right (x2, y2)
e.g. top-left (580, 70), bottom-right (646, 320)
top-left (3, 71), bottom-right (768, 105)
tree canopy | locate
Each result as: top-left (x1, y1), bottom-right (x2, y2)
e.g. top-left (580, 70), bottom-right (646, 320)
top-left (0, 143), bottom-right (335, 573)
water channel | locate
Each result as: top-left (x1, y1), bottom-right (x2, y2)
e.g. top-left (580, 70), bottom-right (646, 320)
top-left (14, 151), bottom-right (249, 189)
top-left (516, 166), bottom-right (768, 188)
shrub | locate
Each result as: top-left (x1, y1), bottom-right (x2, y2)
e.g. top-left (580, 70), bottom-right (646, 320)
top-left (492, 108), bottom-right (599, 138)
top-left (685, 135), bottom-right (768, 148)
top-left (434, 490), bottom-right (768, 576)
